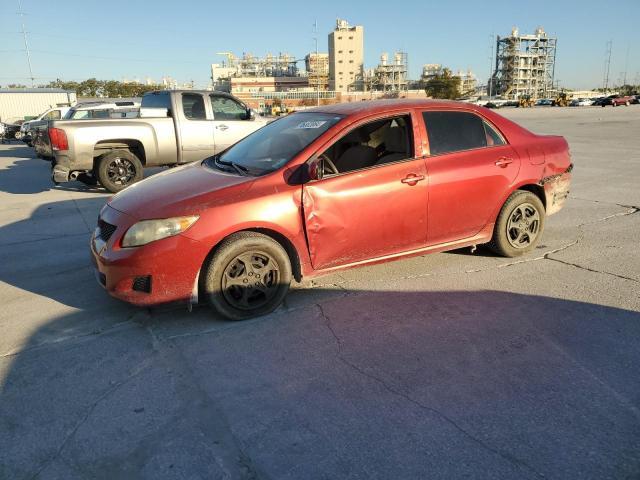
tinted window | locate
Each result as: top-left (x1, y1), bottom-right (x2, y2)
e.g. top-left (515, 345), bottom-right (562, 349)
top-left (213, 112), bottom-right (342, 175)
top-left (91, 110), bottom-right (110, 119)
top-left (423, 111), bottom-right (487, 155)
top-left (141, 91), bottom-right (171, 109)
top-left (182, 94), bottom-right (206, 120)
top-left (210, 95), bottom-right (247, 121)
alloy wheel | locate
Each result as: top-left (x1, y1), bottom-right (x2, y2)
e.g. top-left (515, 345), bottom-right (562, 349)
top-left (106, 157), bottom-right (136, 186)
top-left (221, 251), bottom-right (280, 310)
top-left (506, 202), bottom-right (541, 249)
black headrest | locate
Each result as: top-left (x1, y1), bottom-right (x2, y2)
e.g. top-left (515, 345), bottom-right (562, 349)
top-left (384, 127), bottom-right (406, 153)
top-left (338, 145), bottom-right (377, 172)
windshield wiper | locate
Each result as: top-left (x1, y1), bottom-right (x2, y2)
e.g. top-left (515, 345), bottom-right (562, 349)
top-left (214, 156), bottom-right (249, 176)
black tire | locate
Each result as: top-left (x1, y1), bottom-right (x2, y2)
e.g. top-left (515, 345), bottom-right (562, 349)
top-left (202, 232), bottom-right (292, 320)
top-left (95, 149), bottom-right (143, 193)
top-left (488, 190), bottom-right (545, 257)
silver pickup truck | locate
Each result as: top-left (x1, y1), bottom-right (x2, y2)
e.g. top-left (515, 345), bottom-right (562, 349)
top-left (50, 90), bottom-right (269, 192)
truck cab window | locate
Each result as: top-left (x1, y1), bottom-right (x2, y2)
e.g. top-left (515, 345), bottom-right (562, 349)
top-left (182, 94), bottom-right (206, 120)
top-left (210, 96), bottom-right (247, 121)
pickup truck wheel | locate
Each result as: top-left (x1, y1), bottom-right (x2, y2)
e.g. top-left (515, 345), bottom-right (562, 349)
top-left (95, 150), bottom-right (143, 193)
top-left (489, 190), bottom-right (545, 258)
top-left (202, 232), bottom-right (292, 320)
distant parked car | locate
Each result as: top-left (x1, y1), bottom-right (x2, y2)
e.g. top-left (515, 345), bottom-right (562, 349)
top-left (0, 122), bottom-right (20, 142)
top-left (20, 106), bottom-right (72, 146)
top-left (91, 99), bottom-right (573, 319)
top-left (601, 94), bottom-right (633, 107)
top-left (631, 95), bottom-right (640, 105)
top-left (569, 98), bottom-right (594, 107)
top-left (536, 99), bottom-right (553, 106)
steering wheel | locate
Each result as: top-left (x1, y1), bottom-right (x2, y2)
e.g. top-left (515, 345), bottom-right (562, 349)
top-left (319, 153), bottom-right (339, 176)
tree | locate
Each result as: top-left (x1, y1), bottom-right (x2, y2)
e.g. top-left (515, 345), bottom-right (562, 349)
top-left (41, 78), bottom-right (164, 98)
top-left (6, 84), bottom-right (27, 89)
top-left (424, 68), bottom-right (461, 99)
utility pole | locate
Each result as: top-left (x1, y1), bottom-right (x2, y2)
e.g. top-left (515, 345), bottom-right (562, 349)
top-left (488, 34), bottom-right (494, 97)
top-left (313, 20), bottom-right (319, 106)
top-left (17, 0), bottom-right (35, 87)
top-left (622, 44), bottom-right (630, 87)
top-left (603, 40), bottom-right (612, 93)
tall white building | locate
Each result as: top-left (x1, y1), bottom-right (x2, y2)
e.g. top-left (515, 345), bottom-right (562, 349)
top-left (328, 19), bottom-right (364, 92)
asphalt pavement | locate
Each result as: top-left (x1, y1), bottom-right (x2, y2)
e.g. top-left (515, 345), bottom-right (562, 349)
top-left (0, 106), bottom-right (639, 479)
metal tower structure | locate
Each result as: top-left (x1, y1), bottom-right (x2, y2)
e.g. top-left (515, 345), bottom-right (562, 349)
top-left (492, 27), bottom-right (557, 100)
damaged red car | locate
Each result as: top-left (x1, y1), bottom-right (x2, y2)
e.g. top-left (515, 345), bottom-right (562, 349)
top-left (91, 100), bottom-right (572, 319)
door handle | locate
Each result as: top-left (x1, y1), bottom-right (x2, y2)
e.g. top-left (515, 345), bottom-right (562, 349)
top-left (495, 157), bottom-right (514, 168)
top-left (216, 124), bottom-right (229, 131)
top-left (401, 174), bottom-right (425, 185)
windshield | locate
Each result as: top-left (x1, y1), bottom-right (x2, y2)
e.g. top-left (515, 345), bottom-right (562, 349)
top-left (214, 112), bottom-right (343, 175)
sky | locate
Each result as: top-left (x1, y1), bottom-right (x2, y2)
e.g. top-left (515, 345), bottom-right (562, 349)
top-left (1, 0), bottom-right (639, 90)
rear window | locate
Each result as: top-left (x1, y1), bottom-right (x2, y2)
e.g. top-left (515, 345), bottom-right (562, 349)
top-left (422, 111), bottom-right (487, 155)
top-left (141, 91), bottom-right (171, 109)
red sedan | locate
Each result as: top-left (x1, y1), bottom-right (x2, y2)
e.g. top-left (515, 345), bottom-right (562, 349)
top-left (91, 100), bottom-right (572, 319)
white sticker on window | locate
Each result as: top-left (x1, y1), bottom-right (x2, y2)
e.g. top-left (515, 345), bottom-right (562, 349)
top-left (295, 120), bottom-right (327, 129)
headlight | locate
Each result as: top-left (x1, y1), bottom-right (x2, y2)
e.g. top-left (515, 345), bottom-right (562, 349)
top-left (121, 216), bottom-right (199, 247)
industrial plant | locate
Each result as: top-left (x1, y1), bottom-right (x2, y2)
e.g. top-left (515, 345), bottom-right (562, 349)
top-left (491, 27), bottom-right (557, 99)
top-left (204, 20), bottom-right (571, 110)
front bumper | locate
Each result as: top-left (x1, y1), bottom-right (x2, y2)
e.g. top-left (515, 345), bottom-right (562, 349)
top-left (90, 205), bottom-right (211, 306)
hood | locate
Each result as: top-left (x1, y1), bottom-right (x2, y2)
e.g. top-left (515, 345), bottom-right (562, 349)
top-left (108, 161), bottom-right (255, 219)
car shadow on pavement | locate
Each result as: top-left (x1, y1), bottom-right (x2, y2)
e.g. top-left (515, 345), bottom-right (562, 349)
top-left (1, 198), bottom-right (640, 479)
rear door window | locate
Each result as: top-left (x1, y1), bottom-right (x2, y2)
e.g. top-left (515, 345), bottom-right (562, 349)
top-left (422, 111), bottom-right (487, 155)
top-left (182, 94), bottom-right (207, 120)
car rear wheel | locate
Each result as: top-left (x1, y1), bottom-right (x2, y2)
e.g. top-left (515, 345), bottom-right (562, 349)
top-left (202, 232), bottom-right (292, 320)
top-left (95, 149), bottom-right (143, 193)
top-left (489, 190), bottom-right (545, 257)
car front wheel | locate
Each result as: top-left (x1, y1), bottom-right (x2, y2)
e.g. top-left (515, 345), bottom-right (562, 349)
top-left (489, 190), bottom-right (545, 257)
top-left (202, 232), bottom-right (292, 320)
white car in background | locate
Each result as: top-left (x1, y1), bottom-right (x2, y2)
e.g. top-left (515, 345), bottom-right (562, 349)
top-left (20, 106), bottom-right (72, 144)
top-left (570, 98), bottom-right (594, 107)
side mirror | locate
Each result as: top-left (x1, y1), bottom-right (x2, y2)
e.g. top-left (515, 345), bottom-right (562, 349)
top-left (245, 108), bottom-right (255, 121)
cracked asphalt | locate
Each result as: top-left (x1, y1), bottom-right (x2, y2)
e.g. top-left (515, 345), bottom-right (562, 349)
top-left (1, 106), bottom-right (639, 479)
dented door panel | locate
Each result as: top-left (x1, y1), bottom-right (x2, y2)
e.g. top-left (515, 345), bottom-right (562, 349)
top-left (302, 159), bottom-right (428, 270)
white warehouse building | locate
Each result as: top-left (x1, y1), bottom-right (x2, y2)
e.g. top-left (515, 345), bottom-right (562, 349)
top-left (0, 88), bottom-right (77, 123)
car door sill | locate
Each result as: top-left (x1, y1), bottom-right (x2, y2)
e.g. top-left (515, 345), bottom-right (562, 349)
top-left (312, 223), bottom-right (495, 274)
